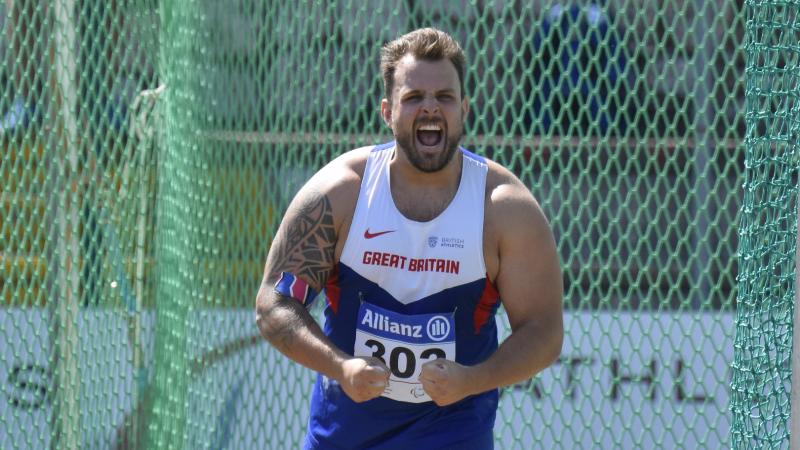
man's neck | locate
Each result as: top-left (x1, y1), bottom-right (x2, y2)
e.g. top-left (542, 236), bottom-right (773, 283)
top-left (389, 149), bottom-right (463, 222)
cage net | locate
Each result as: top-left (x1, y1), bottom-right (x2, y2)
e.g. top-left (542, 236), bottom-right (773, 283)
top-left (731, 1), bottom-right (799, 448)
top-left (0, 1), bottom-right (798, 449)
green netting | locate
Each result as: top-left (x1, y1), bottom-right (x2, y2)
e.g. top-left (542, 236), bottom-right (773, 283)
top-left (730, 1), bottom-right (800, 448)
top-left (0, 1), bottom-right (797, 449)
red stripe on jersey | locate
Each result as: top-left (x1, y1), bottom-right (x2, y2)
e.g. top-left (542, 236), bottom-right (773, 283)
top-left (325, 266), bottom-right (341, 314)
top-left (473, 276), bottom-right (500, 334)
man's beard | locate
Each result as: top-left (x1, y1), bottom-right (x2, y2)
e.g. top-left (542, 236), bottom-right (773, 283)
top-left (394, 121), bottom-right (464, 173)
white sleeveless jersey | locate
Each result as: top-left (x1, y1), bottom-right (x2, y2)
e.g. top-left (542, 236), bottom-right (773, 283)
top-left (307, 142), bottom-right (501, 449)
top-left (340, 143), bottom-right (488, 303)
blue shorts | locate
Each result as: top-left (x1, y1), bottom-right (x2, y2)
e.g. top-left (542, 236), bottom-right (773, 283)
top-left (303, 422), bottom-right (494, 450)
top-left (303, 377), bottom-right (497, 450)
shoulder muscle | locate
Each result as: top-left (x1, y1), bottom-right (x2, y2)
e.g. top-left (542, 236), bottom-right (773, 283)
top-left (485, 161), bottom-right (562, 331)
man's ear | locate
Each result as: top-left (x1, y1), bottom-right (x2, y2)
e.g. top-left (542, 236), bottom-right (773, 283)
top-left (461, 96), bottom-right (470, 120)
top-left (381, 98), bottom-right (392, 127)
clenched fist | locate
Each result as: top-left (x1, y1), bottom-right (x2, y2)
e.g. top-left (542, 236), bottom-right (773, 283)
top-left (339, 357), bottom-right (390, 403)
top-left (419, 359), bottom-right (475, 406)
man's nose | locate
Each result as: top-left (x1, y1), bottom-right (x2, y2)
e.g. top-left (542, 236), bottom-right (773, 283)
top-left (421, 96), bottom-right (440, 114)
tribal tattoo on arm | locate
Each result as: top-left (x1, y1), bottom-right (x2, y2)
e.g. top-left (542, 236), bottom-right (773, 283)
top-left (269, 189), bottom-right (337, 290)
top-left (257, 189), bottom-right (338, 352)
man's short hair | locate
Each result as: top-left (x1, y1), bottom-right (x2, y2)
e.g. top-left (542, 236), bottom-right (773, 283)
top-left (380, 28), bottom-right (466, 103)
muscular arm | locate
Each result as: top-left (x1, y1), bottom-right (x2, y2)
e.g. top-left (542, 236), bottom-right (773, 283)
top-left (475, 180), bottom-right (564, 391)
top-left (255, 188), bottom-right (346, 377)
top-left (472, 185), bottom-right (564, 390)
top-left (421, 171), bottom-right (564, 405)
top-left (255, 155), bottom-right (389, 402)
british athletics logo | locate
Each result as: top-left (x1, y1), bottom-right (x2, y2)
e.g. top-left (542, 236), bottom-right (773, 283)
top-left (428, 236), bottom-right (465, 249)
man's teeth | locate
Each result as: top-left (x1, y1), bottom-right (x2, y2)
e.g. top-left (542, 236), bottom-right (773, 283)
top-left (419, 124), bottom-right (442, 131)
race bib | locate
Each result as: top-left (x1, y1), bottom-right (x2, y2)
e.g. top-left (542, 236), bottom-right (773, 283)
top-left (353, 302), bottom-right (456, 403)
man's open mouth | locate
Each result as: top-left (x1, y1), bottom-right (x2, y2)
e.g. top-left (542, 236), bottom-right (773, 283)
top-left (416, 123), bottom-right (443, 147)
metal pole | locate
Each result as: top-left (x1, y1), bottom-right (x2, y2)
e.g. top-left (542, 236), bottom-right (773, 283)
top-left (791, 195), bottom-right (800, 450)
top-left (53, 0), bottom-right (81, 448)
top-left (691, 0), bottom-right (714, 310)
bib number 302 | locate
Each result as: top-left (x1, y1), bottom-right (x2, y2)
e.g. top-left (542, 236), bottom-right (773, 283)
top-left (363, 338), bottom-right (446, 378)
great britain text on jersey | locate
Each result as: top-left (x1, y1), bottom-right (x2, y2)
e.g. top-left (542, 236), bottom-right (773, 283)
top-left (361, 250), bottom-right (460, 274)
